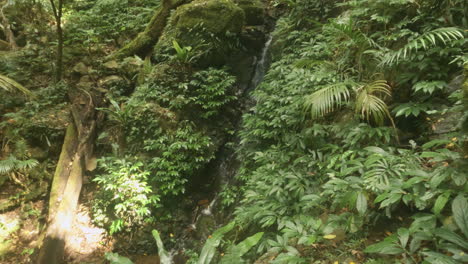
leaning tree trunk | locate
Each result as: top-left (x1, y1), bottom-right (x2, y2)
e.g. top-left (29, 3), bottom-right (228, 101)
top-left (110, 0), bottom-right (185, 59)
top-left (37, 90), bottom-right (99, 264)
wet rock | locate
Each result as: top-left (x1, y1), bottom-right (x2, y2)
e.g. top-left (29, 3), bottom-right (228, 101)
top-left (195, 214), bottom-right (216, 240)
top-left (430, 111), bottom-right (463, 135)
top-left (235, 0), bottom-right (265, 26)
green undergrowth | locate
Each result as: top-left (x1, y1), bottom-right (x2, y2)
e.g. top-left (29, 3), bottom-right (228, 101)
top-left (222, 0), bottom-right (468, 263)
top-left (92, 63), bottom-right (239, 233)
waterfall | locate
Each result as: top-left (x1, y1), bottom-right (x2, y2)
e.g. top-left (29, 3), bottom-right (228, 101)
top-left (193, 31), bottom-right (275, 224)
top-left (175, 30), bottom-right (275, 258)
top-left (249, 33), bottom-right (274, 91)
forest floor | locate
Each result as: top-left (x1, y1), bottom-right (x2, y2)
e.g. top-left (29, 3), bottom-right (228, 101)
top-left (0, 181), bottom-right (111, 264)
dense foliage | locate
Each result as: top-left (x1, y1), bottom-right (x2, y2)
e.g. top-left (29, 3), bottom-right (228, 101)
top-left (0, 0), bottom-right (466, 263)
top-left (227, 0), bottom-right (468, 263)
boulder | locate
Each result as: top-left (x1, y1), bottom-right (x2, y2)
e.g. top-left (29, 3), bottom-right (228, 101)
top-left (154, 0), bottom-right (245, 66)
top-left (235, 0), bottom-right (265, 26)
top-left (172, 0), bottom-right (245, 35)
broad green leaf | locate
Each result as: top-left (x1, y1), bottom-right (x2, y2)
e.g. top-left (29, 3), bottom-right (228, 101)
top-left (231, 232), bottom-right (264, 257)
top-left (423, 251), bottom-right (458, 264)
top-left (152, 230), bottom-right (171, 264)
top-left (434, 228), bottom-right (468, 249)
top-left (364, 146), bottom-right (388, 155)
top-left (432, 192), bottom-right (450, 215)
top-left (356, 192), bottom-right (367, 215)
top-left (198, 221), bottom-right (236, 264)
top-left (220, 232), bottom-right (264, 264)
top-left (365, 240), bottom-right (404, 255)
top-left (452, 195), bottom-right (468, 238)
top-left (397, 228), bottom-right (410, 248)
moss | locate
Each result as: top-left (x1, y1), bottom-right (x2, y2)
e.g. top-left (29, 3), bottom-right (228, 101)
top-left (154, 0), bottom-right (245, 66)
top-left (173, 0), bottom-right (245, 34)
top-left (234, 0), bottom-right (265, 26)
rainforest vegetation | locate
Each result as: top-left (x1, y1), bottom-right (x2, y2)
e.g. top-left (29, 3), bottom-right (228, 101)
top-left (0, 0), bottom-right (467, 263)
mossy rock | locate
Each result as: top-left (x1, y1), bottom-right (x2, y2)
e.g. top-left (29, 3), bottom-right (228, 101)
top-left (172, 0), bottom-right (245, 34)
top-left (235, 0), bottom-right (265, 26)
top-left (154, 0), bottom-right (245, 66)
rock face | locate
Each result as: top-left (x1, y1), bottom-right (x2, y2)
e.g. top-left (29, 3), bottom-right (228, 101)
top-left (235, 0), bottom-right (265, 26)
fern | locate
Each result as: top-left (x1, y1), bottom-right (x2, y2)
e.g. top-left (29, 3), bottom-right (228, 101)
top-left (382, 27), bottom-right (464, 65)
top-left (304, 80), bottom-right (354, 119)
top-left (0, 74), bottom-right (32, 96)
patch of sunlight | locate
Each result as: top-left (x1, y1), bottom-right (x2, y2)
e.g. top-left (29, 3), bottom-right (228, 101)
top-left (0, 239), bottom-right (13, 256)
top-left (0, 215), bottom-right (20, 238)
top-left (0, 213), bottom-right (20, 256)
top-left (65, 207), bottom-right (106, 257)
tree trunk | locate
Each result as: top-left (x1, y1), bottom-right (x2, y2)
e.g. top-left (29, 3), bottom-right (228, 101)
top-left (37, 90), bottom-right (99, 264)
top-left (49, 0), bottom-right (63, 82)
top-left (111, 0), bottom-right (185, 59)
top-left (0, 2), bottom-right (18, 50)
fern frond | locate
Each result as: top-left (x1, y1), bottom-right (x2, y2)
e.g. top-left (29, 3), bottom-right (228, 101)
top-left (304, 81), bottom-right (354, 119)
top-left (355, 80), bottom-right (392, 125)
top-left (0, 74), bottom-right (32, 96)
top-left (382, 27), bottom-right (464, 65)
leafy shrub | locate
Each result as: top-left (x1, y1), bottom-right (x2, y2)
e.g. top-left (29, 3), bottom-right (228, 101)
top-left (92, 157), bottom-right (159, 234)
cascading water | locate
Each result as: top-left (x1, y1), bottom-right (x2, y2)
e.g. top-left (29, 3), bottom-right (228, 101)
top-left (191, 29), bottom-right (275, 226)
top-left (248, 33), bottom-right (274, 94)
top-left (170, 28), bottom-right (276, 263)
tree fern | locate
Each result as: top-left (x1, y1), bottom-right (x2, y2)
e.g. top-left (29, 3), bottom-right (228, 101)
top-left (382, 27), bottom-right (464, 65)
top-left (0, 74), bottom-right (32, 96)
top-left (304, 81), bottom-right (354, 119)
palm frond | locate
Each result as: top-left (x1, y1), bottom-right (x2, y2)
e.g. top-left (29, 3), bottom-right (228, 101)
top-left (382, 27), bottom-right (464, 65)
top-left (0, 156), bottom-right (17, 174)
top-left (324, 19), bottom-right (378, 48)
top-left (0, 156), bottom-right (38, 174)
top-left (0, 74), bottom-right (32, 96)
top-left (355, 80), bottom-right (392, 125)
top-left (304, 81), bottom-right (354, 119)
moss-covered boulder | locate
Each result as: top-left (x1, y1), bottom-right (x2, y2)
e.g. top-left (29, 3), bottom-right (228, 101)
top-left (154, 0), bottom-right (245, 66)
top-left (173, 0), bottom-right (245, 34)
top-left (235, 0), bottom-right (265, 26)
